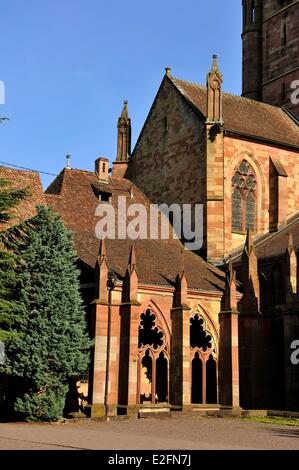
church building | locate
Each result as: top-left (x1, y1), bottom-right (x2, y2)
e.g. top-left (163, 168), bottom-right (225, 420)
top-left (1, 0), bottom-right (299, 416)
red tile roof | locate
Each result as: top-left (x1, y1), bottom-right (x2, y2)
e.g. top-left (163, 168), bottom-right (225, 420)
top-left (170, 76), bottom-right (299, 148)
top-left (46, 168), bottom-right (224, 291)
top-left (0, 167), bottom-right (45, 230)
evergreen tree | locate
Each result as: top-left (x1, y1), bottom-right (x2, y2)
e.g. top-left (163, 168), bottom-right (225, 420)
top-left (0, 178), bottom-right (27, 342)
top-left (4, 206), bottom-right (91, 421)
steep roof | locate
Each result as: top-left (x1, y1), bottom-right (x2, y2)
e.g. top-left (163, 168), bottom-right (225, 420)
top-left (0, 166), bottom-right (46, 230)
top-left (46, 168), bottom-right (224, 292)
top-left (169, 76), bottom-right (299, 149)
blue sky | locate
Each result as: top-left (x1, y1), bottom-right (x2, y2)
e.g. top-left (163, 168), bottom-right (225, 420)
top-left (0, 0), bottom-right (242, 188)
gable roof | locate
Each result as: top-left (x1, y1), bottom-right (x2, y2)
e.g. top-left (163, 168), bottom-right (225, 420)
top-left (46, 168), bottom-right (224, 292)
top-left (0, 166), bottom-right (46, 230)
top-left (169, 76), bottom-right (299, 149)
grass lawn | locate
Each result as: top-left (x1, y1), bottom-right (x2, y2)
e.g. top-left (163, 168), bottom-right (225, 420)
top-left (242, 416), bottom-right (299, 427)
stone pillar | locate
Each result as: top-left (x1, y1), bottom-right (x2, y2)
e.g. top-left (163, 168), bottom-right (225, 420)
top-left (285, 232), bottom-right (297, 298)
top-left (88, 240), bottom-right (120, 417)
top-left (126, 304), bottom-right (141, 414)
top-left (112, 100), bottom-right (131, 178)
top-left (282, 242), bottom-right (299, 411)
top-left (269, 158), bottom-right (288, 232)
top-left (219, 312), bottom-right (240, 408)
top-left (282, 311), bottom-right (299, 411)
top-left (171, 306), bottom-right (192, 410)
top-left (118, 245), bottom-right (141, 415)
top-left (219, 260), bottom-right (241, 409)
top-left (205, 55), bottom-right (225, 263)
top-left (241, 230), bottom-right (260, 313)
top-left (170, 255), bottom-right (192, 410)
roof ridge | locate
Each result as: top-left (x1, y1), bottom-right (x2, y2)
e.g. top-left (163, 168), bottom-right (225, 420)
top-left (66, 167), bottom-right (95, 175)
top-left (0, 166), bottom-right (40, 176)
top-left (170, 75), bottom-right (206, 90)
top-left (171, 75), bottom-right (291, 113)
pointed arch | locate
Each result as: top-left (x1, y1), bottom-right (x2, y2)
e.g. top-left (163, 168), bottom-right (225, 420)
top-left (189, 305), bottom-right (219, 405)
top-left (137, 299), bottom-right (170, 405)
top-left (138, 298), bottom-right (171, 351)
top-left (192, 303), bottom-right (220, 346)
top-left (227, 152), bottom-right (266, 235)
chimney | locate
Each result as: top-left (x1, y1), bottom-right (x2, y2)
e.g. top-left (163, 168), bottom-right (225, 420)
top-left (95, 157), bottom-right (109, 183)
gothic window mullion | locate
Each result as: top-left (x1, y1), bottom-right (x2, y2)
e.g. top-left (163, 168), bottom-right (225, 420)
top-left (232, 160), bottom-right (257, 234)
top-left (241, 191), bottom-right (246, 232)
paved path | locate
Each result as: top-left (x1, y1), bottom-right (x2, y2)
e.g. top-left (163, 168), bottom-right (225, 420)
top-left (0, 416), bottom-right (298, 450)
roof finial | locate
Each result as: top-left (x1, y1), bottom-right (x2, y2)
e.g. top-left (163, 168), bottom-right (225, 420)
top-left (211, 54), bottom-right (219, 72)
top-left (121, 100), bottom-right (129, 120)
top-left (66, 154), bottom-right (71, 169)
top-left (207, 55), bottom-right (223, 124)
top-left (98, 238), bottom-right (107, 266)
top-left (244, 229), bottom-right (253, 256)
top-left (128, 245), bottom-right (137, 274)
top-left (165, 67), bottom-right (171, 77)
top-left (178, 248), bottom-right (185, 277)
top-left (288, 231), bottom-right (295, 252)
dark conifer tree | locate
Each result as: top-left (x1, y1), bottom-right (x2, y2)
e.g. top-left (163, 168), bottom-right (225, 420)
top-left (0, 178), bottom-right (27, 343)
top-left (5, 206), bottom-right (91, 421)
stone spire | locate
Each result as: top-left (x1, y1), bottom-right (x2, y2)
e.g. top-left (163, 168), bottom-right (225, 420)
top-left (117, 100), bottom-right (131, 162)
top-left (95, 239), bottom-right (109, 303)
top-left (124, 245), bottom-right (138, 304)
top-left (207, 54), bottom-right (223, 124)
top-left (241, 230), bottom-right (260, 313)
top-left (224, 256), bottom-right (238, 312)
top-left (128, 244), bottom-right (137, 275)
top-left (286, 232), bottom-right (297, 295)
top-left (174, 250), bottom-right (188, 308)
top-left (112, 101), bottom-right (131, 178)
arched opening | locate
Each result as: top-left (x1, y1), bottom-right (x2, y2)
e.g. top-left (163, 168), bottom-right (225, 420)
top-left (190, 315), bottom-right (212, 350)
top-left (138, 308), bottom-right (168, 405)
top-left (192, 353), bottom-right (203, 404)
top-left (140, 350), bottom-right (152, 403)
top-left (190, 314), bottom-right (218, 405)
top-left (206, 355), bottom-right (217, 404)
top-left (156, 352), bottom-right (168, 403)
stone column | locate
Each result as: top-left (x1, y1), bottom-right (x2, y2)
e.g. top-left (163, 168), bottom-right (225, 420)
top-left (219, 259), bottom-right (241, 409)
top-left (88, 240), bottom-right (120, 417)
top-left (118, 245), bottom-right (141, 416)
top-left (170, 306), bottom-right (192, 410)
top-left (170, 256), bottom-right (192, 410)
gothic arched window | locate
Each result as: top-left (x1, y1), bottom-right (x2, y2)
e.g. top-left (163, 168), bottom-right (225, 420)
top-left (232, 160), bottom-right (257, 233)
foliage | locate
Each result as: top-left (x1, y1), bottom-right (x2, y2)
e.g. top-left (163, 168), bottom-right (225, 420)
top-left (0, 178), bottom-right (27, 342)
top-left (3, 206), bottom-right (91, 421)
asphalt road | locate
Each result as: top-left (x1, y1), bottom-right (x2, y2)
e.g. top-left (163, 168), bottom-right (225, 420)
top-left (0, 416), bottom-right (298, 450)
